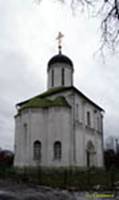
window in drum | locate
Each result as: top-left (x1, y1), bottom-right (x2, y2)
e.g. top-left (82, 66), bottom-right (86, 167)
top-left (61, 68), bottom-right (65, 86)
top-left (51, 69), bottom-right (54, 87)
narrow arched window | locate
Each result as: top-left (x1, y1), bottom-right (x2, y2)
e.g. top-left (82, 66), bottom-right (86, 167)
top-left (51, 69), bottom-right (54, 87)
top-left (61, 68), bottom-right (65, 86)
top-left (101, 115), bottom-right (103, 133)
top-left (97, 116), bottom-right (100, 131)
top-left (87, 111), bottom-right (91, 127)
top-left (54, 141), bottom-right (61, 160)
top-left (23, 123), bottom-right (27, 146)
top-left (33, 140), bottom-right (41, 161)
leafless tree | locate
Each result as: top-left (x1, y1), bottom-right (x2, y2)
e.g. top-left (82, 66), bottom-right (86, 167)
top-left (37, 0), bottom-right (119, 52)
top-left (99, 0), bottom-right (119, 52)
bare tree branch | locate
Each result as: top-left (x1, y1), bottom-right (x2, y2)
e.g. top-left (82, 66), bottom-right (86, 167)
top-left (36, 0), bottom-right (119, 52)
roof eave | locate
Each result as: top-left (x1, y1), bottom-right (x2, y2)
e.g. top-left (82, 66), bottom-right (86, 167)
top-left (72, 87), bottom-right (104, 112)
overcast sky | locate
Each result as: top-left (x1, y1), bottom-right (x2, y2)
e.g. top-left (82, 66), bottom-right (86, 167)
top-left (0, 0), bottom-right (119, 150)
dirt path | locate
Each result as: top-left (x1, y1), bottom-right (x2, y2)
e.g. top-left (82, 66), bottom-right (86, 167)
top-left (0, 179), bottom-right (118, 200)
top-left (0, 179), bottom-right (76, 200)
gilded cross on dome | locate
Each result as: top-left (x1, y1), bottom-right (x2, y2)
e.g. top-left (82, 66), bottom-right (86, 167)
top-left (56, 32), bottom-right (64, 54)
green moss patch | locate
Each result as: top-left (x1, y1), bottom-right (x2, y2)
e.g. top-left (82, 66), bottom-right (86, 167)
top-left (21, 96), bottom-right (70, 110)
top-left (38, 87), bottom-right (69, 98)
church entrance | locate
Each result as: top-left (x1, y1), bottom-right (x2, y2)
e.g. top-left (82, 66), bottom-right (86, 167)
top-left (86, 141), bottom-right (96, 167)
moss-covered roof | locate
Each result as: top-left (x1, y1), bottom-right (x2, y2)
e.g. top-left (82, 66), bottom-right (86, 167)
top-left (38, 87), bottom-right (68, 98)
top-left (17, 86), bottom-right (104, 111)
top-left (20, 96), bottom-right (70, 110)
top-left (17, 87), bottom-right (68, 106)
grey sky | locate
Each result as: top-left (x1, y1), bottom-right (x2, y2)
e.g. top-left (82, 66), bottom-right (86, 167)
top-left (0, 0), bottom-right (119, 150)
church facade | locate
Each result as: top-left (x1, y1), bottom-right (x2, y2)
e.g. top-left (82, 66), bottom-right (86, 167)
top-left (14, 44), bottom-right (104, 168)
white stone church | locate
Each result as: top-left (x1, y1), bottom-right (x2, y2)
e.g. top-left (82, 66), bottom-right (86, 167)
top-left (14, 36), bottom-right (104, 168)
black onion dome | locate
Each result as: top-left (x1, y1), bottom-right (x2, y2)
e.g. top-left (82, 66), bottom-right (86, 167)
top-left (47, 54), bottom-right (74, 71)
